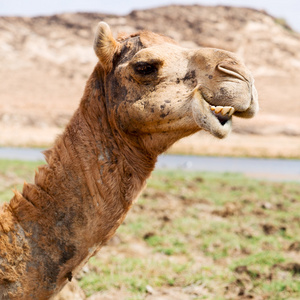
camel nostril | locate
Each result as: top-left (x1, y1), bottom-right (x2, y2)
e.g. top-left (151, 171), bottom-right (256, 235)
top-left (217, 64), bottom-right (248, 82)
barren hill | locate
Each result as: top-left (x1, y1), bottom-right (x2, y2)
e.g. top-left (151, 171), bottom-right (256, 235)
top-left (0, 5), bottom-right (299, 157)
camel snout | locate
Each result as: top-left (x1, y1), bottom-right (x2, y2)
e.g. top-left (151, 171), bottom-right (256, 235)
top-left (234, 83), bottom-right (259, 119)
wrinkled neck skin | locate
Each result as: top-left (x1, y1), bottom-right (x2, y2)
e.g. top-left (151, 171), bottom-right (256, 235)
top-left (0, 66), bottom-right (161, 299)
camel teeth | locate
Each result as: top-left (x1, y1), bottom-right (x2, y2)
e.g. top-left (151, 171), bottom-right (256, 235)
top-left (228, 107), bottom-right (235, 116)
top-left (220, 107), bottom-right (231, 115)
top-left (210, 105), bottom-right (235, 116)
top-left (214, 106), bottom-right (223, 114)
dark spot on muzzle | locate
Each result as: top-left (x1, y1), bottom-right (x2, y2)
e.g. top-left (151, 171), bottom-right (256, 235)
top-left (183, 70), bottom-right (196, 81)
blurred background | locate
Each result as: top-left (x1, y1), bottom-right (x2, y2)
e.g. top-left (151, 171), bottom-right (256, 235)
top-left (0, 0), bottom-right (300, 158)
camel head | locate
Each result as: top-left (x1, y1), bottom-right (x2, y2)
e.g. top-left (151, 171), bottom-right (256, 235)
top-left (93, 22), bottom-right (258, 153)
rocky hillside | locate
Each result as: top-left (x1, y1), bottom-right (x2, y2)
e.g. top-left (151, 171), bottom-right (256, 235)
top-left (0, 5), bottom-right (299, 154)
top-left (1, 6), bottom-right (300, 75)
top-left (2, 6), bottom-right (300, 75)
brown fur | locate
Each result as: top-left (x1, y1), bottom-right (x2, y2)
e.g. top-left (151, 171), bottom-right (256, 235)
top-left (0, 23), bottom-right (258, 299)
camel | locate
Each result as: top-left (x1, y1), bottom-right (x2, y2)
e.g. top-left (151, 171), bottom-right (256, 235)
top-left (0, 22), bottom-right (258, 299)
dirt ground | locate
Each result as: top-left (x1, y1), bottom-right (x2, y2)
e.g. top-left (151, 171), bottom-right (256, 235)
top-left (1, 161), bottom-right (299, 300)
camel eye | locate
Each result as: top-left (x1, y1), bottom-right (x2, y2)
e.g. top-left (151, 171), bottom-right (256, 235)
top-left (134, 62), bottom-right (158, 76)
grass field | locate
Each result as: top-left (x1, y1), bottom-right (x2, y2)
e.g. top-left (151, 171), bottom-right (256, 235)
top-left (1, 160), bottom-right (300, 299)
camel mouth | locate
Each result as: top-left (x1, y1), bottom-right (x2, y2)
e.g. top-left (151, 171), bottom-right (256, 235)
top-left (213, 112), bottom-right (231, 126)
top-left (191, 78), bottom-right (258, 139)
top-left (210, 105), bottom-right (234, 126)
top-left (191, 91), bottom-right (233, 139)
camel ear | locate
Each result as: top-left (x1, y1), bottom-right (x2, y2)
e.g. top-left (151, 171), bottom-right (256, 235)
top-left (94, 22), bottom-right (120, 71)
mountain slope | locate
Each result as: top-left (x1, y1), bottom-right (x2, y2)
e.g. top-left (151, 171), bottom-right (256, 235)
top-left (0, 5), bottom-right (299, 156)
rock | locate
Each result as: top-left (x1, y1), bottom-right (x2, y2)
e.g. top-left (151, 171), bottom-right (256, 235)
top-left (261, 202), bottom-right (272, 209)
top-left (146, 285), bottom-right (155, 295)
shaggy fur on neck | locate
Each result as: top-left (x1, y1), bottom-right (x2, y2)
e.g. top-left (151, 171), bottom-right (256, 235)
top-left (0, 65), bottom-right (156, 299)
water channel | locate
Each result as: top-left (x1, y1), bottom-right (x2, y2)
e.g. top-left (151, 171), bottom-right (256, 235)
top-left (0, 147), bottom-right (299, 182)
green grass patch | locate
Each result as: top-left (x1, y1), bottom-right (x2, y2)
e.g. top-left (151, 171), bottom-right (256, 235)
top-left (1, 159), bottom-right (300, 299)
top-left (0, 159), bottom-right (43, 203)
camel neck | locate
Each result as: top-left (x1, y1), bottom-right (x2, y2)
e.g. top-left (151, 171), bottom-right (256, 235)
top-left (7, 68), bottom-right (157, 298)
